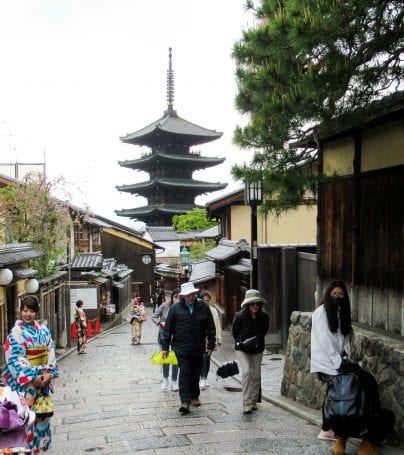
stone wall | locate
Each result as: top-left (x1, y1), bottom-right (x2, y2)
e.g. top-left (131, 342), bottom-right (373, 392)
top-left (281, 311), bottom-right (404, 446)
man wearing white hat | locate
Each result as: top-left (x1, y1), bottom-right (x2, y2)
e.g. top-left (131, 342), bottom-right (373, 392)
top-left (162, 281), bottom-right (216, 414)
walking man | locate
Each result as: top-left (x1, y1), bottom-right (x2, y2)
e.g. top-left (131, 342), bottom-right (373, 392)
top-left (162, 281), bottom-right (216, 414)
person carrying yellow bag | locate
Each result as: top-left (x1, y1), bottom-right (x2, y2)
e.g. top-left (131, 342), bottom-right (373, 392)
top-left (150, 351), bottom-right (178, 365)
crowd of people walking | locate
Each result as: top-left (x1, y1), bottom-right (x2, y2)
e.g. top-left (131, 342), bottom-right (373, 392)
top-left (0, 279), bottom-right (396, 454)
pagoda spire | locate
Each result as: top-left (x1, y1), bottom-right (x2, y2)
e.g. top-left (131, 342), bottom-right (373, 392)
top-left (165, 47), bottom-right (176, 116)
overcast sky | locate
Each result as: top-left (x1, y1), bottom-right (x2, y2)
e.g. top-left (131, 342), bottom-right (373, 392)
top-left (0, 0), bottom-right (255, 230)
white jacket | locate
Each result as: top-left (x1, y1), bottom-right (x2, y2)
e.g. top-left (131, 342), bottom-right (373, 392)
top-left (310, 304), bottom-right (351, 376)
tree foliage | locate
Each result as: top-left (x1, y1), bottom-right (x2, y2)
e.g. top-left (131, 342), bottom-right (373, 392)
top-left (0, 173), bottom-right (72, 277)
top-left (232, 0), bottom-right (403, 213)
top-left (172, 208), bottom-right (216, 232)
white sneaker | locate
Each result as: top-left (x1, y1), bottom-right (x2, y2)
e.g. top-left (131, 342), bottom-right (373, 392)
top-left (200, 378), bottom-right (206, 389)
top-left (161, 378), bottom-right (169, 391)
top-left (171, 380), bottom-right (178, 391)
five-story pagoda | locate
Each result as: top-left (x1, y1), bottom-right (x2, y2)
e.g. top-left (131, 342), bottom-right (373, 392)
top-left (116, 48), bottom-right (227, 226)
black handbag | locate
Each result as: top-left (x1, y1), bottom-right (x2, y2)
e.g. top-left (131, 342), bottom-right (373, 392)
top-left (216, 361), bottom-right (239, 378)
top-left (235, 335), bottom-right (260, 353)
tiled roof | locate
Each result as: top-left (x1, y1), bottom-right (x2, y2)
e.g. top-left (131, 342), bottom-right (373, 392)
top-left (0, 243), bottom-right (44, 266)
top-left (204, 239), bottom-right (250, 262)
top-left (116, 204), bottom-right (199, 217)
top-left (120, 112), bottom-right (222, 147)
top-left (71, 253), bottom-right (103, 270)
top-left (117, 178), bottom-right (227, 193)
top-left (189, 260), bottom-right (216, 284)
top-left (146, 226), bottom-right (179, 242)
top-left (12, 267), bottom-right (38, 278)
top-left (195, 225), bottom-right (219, 238)
top-left (226, 258), bottom-right (251, 274)
top-left (119, 152), bottom-right (225, 170)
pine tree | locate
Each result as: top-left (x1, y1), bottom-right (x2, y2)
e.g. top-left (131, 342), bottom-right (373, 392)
top-left (232, 0), bottom-right (403, 213)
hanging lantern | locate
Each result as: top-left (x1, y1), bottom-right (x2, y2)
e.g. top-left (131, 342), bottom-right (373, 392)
top-left (0, 268), bottom-right (13, 286)
top-left (25, 278), bottom-right (39, 293)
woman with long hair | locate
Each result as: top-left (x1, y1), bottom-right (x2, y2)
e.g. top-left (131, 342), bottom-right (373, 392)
top-left (152, 288), bottom-right (180, 391)
top-left (311, 280), bottom-right (394, 455)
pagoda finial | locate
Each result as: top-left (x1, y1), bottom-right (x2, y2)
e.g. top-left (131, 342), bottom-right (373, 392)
top-left (166, 47), bottom-right (175, 115)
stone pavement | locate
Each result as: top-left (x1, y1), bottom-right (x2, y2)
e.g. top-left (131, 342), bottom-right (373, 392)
top-left (47, 307), bottom-right (401, 454)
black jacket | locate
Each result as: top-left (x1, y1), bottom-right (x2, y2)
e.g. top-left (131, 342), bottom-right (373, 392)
top-left (232, 308), bottom-right (269, 354)
top-left (161, 297), bottom-right (216, 356)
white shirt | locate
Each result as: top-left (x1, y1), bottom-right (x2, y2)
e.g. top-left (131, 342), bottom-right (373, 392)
top-left (310, 304), bottom-right (351, 376)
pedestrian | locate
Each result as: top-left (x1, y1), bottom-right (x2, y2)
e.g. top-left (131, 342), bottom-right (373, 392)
top-left (232, 289), bottom-right (269, 414)
top-left (75, 300), bottom-right (87, 354)
top-left (150, 291), bottom-right (158, 311)
top-left (131, 298), bottom-right (147, 345)
top-left (199, 290), bottom-right (222, 390)
top-left (151, 288), bottom-right (180, 391)
top-left (161, 281), bottom-right (216, 414)
top-left (156, 289), bottom-right (165, 311)
top-left (2, 295), bottom-right (59, 453)
top-left (310, 279), bottom-right (395, 455)
top-left (0, 379), bottom-right (35, 454)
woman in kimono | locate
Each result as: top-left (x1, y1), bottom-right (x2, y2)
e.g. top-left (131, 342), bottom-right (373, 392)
top-left (2, 295), bottom-right (58, 453)
top-left (131, 298), bottom-right (146, 345)
top-left (75, 300), bottom-right (87, 354)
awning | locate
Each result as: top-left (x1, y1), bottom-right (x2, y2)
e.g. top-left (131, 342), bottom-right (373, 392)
top-left (91, 276), bottom-right (109, 285)
top-left (12, 267), bottom-right (38, 278)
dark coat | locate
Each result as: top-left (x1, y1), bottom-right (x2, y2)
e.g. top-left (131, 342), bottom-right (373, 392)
top-left (232, 308), bottom-right (269, 354)
top-left (161, 297), bottom-right (216, 356)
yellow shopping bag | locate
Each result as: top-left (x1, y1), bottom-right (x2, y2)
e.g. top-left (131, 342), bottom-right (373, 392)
top-left (150, 351), bottom-right (178, 365)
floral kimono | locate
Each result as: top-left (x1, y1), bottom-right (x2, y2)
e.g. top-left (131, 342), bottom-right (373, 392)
top-left (131, 302), bottom-right (146, 345)
top-left (2, 320), bottom-right (58, 453)
top-left (75, 307), bottom-right (87, 354)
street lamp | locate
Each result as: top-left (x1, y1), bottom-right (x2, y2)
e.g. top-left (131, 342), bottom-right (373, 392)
top-left (179, 247), bottom-right (190, 268)
top-left (244, 180), bottom-right (262, 289)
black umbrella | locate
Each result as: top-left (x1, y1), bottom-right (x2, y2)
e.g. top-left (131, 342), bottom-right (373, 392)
top-left (216, 361), bottom-right (239, 378)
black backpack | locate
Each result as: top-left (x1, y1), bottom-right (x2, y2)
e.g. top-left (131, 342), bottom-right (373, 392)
top-left (324, 372), bottom-right (366, 428)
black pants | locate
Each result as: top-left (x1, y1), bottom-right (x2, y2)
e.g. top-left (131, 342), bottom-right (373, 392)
top-left (320, 370), bottom-right (395, 444)
top-left (176, 354), bottom-right (203, 404)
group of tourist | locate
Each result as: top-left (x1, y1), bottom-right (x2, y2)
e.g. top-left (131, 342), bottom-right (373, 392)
top-left (0, 279), bottom-right (396, 454)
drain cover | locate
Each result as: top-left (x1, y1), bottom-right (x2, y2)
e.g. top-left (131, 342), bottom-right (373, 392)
top-left (84, 447), bottom-right (104, 452)
top-left (224, 386), bottom-right (242, 392)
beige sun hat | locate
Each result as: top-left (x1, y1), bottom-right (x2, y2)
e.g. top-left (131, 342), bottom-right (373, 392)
top-left (240, 289), bottom-right (266, 308)
top-left (179, 281), bottom-right (199, 296)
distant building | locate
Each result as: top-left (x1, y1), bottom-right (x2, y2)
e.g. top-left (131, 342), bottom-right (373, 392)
top-left (116, 48), bottom-right (227, 226)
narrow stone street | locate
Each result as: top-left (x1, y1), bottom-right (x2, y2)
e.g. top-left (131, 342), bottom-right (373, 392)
top-left (46, 315), bottom-right (339, 454)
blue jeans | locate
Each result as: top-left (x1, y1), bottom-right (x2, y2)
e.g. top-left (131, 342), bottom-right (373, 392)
top-left (200, 351), bottom-right (210, 379)
top-left (176, 354), bottom-right (203, 403)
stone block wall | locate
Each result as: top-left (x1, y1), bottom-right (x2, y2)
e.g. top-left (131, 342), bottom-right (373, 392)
top-left (281, 311), bottom-right (404, 446)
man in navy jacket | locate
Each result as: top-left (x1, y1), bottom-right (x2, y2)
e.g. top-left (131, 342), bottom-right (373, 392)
top-left (162, 281), bottom-right (216, 413)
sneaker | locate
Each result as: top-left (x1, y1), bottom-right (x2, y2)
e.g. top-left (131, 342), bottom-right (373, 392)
top-left (190, 399), bottom-right (201, 406)
top-left (179, 402), bottom-right (190, 414)
top-left (161, 378), bottom-right (169, 391)
top-left (330, 437), bottom-right (346, 455)
top-left (243, 404), bottom-right (253, 414)
top-left (199, 378), bottom-right (206, 390)
top-left (171, 380), bottom-right (178, 391)
top-left (317, 429), bottom-right (336, 441)
top-left (358, 439), bottom-right (380, 455)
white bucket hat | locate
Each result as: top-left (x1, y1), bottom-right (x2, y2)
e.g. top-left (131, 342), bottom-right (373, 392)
top-left (179, 281), bottom-right (199, 296)
top-left (240, 289), bottom-right (266, 308)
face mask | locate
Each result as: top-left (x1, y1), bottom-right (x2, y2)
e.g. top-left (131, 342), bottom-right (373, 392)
top-left (330, 296), bottom-right (343, 305)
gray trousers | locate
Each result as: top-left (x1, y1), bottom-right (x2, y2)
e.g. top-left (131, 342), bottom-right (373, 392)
top-left (237, 351), bottom-right (263, 405)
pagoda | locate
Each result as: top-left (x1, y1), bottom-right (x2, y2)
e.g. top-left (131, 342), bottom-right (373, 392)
top-left (116, 48), bottom-right (227, 226)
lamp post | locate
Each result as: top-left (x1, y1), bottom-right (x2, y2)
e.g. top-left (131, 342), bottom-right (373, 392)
top-left (244, 180), bottom-right (262, 289)
top-left (179, 247), bottom-right (191, 278)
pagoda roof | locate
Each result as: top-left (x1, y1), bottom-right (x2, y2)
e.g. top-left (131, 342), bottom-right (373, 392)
top-left (120, 111), bottom-right (222, 147)
top-left (116, 203), bottom-right (201, 218)
top-left (116, 178), bottom-right (227, 194)
top-left (119, 151), bottom-right (225, 170)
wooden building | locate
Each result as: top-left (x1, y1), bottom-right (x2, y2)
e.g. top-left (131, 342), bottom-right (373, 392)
top-left (116, 48), bottom-right (227, 226)
top-left (316, 91), bottom-right (404, 336)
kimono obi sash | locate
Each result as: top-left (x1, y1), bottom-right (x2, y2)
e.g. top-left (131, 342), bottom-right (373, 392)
top-left (26, 346), bottom-right (48, 366)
